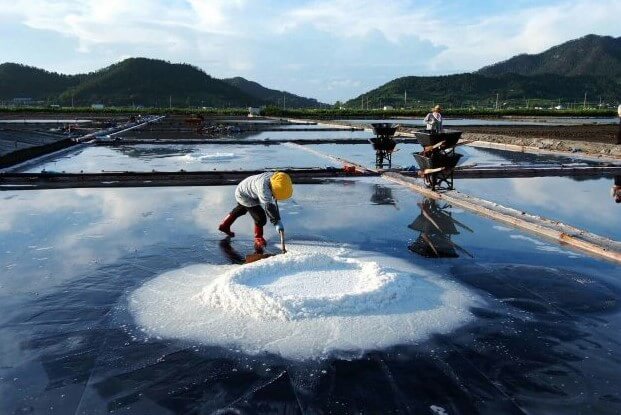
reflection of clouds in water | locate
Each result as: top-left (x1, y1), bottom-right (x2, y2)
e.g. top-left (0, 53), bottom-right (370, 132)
top-left (0, 187), bottom-right (235, 293)
top-left (191, 188), bottom-right (237, 232)
top-left (509, 234), bottom-right (581, 258)
top-left (291, 180), bottom-right (405, 233)
top-left (509, 177), bottom-right (617, 225)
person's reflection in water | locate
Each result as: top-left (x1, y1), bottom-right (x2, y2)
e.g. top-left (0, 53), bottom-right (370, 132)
top-left (612, 175), bottom-right (621, 204)
top-left (408, 198), bottom-right (473, 258)
top-left (219, 238), bottom-right (245, 264)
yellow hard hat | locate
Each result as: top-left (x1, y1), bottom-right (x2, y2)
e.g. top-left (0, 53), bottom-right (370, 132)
top-left (270, 171), bottom-right (293, 200)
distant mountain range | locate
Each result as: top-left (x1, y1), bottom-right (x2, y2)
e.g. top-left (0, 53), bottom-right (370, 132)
top-left (477, 34), bottom-right (621, 79)
top-left (347, 34), bottom-right (621, 108)
top-left (0, 58), bottom-right (323, 108)
top-left (2, 34), bottom-right (620, 108)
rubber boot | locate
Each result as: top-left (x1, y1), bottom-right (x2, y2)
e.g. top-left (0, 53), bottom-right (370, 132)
top-left (218, 214), bottom-right (237, 237)
top-left (254, 225), bottom-right (266, 250)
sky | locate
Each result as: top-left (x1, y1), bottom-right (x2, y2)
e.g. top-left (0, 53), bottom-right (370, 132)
top-left (1, 0), bottom-right (620, 103)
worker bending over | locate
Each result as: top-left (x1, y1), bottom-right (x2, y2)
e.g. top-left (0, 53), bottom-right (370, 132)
top-left (218, 171), bottom-right (293, 249)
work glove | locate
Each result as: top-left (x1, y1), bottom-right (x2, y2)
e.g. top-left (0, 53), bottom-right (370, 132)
top-left (275, 221), bottom-right (284, 233)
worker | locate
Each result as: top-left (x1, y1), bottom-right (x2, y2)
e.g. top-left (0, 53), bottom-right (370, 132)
top-left (612, 176), bottom-right (621, 204)
top-left (218, 171), bottom-right (293, 249)
top-left (616, 104), bottom-right (621, 145)
top-left (424, 105), bottom-right (443, 133)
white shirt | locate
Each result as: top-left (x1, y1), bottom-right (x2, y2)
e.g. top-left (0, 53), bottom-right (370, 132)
top-left (617, 104), bottom-right (621, 118)
top-left (424, 112), bottom-right (443, 131)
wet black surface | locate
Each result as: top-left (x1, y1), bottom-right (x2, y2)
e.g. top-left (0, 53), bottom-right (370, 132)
top-left (1, 181), bottom-right (620, 414)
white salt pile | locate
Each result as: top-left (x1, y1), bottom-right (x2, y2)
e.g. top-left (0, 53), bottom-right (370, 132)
top-left (129, 244), bottom-right (478, 360)
top-left (178, 152), bottom-right (237, 162)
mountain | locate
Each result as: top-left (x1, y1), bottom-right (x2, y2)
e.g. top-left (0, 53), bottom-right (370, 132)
top-left (223, 76), bottom-right (323, 108)
top-left (0, 63), bottom-right (81, 102)
top-left (58, 58), bottom-right (260, 107)
top-left (477, 35), bottom-right (621, 79)
top-left (0, 58), bottom-right (321, 108)
top-left (347, 34), bottom-right (621, 107)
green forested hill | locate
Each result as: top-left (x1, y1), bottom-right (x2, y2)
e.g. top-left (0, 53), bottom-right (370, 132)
top-left (0, 58), bottom-right (319, 108)
top-left (346, 34), bottom-right (621, 108)
top-left (58, 58), bottom-right (258, 107)
top-left (345, 72), bottom-right (621, 108)
top-left (223, 77), bottom-right (323, 108)
top-left (0, 63), bottom-right (81, 101)
top-left (477, 35), bottom-right (621, 79)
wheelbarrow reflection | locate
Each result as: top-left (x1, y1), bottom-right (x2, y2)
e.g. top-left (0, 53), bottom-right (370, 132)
top-left (408, 198), bottom-right (474, 258)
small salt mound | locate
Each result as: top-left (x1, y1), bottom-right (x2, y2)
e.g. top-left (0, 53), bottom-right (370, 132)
top-left (129, 244), bottom-right (478, 360)
top-left (202, 251), bottom-right (413, 320)
top-left (178, 152), bottom-right (237, 162)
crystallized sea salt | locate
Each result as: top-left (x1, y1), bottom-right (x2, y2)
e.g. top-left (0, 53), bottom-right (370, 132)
top-left (129, 243), bottom-right (478, 360)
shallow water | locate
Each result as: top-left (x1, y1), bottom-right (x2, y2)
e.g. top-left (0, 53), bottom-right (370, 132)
top-left (24, 144), bottom-right (340, 173)
top-left (340, 117), bottom-right (620, 126)
top-left (236, 129), bottom-right (376, 140)
top-left (1, 179), bottom-right (620, 413)
top-left (457, 175), bottom-right (621, 241)
top-left (307, 143), bottom-right (605, 169)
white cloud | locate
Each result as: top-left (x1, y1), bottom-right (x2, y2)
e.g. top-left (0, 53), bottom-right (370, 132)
top-left (1, 0), bottom-right (620, 101)
top-left (279, 0), bottom-right (621, 73)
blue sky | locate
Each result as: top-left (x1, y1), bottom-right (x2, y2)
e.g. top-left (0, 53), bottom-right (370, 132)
top-left (1, 0), bottom-right (620, 102)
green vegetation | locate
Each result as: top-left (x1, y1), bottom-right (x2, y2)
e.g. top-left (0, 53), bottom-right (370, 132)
top-left (2, 35), bottom-right (620, 111)
top-left (0, 105), bottom-right (250, 116)
top-left (223, 77), bottom-right (323, 108)
top-left (0, 58), bottom-right (318, 108)
top-left (478, 34), bottom-right (621, 79)
top-left (345, 73), bottom-right (621, 109)
top-left (347, 35), bottom-right (621, 109)
top-left (0, 104), bottom-right (616, 118)
top-left (261, 106), bottom-right (616, 118)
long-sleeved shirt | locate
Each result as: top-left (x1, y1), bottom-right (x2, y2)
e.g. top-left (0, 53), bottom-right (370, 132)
top-left (424, 112), bottom-right (442, 131)
top-left (235, 172), bottom-right (280, 223)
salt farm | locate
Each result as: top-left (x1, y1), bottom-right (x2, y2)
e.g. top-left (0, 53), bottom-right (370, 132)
top-left (0, 112), bottom-right (619, 414)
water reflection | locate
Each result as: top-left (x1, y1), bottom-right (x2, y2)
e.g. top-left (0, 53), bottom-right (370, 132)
top-left (370, 184), bottom-right (397, 207)
top-left (408, 199), bottom-right (473, 258)
top-left (612, 175), bottom-right (621, 204)
top-left (1, 182), bottom-right (621, 413)
top-left (457, 176), bottom-right (621, 241)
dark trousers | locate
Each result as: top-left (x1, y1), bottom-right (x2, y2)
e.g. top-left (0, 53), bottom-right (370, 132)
top-left (616, 120), bottom-right (621, 145)
top-left (230, 204), bottom-right (267, 227)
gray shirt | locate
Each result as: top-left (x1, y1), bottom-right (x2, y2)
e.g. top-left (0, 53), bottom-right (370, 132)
top-left (235, 172), bottom-right (273, 207)
top-left (235, 172), bottom-right (281, 224)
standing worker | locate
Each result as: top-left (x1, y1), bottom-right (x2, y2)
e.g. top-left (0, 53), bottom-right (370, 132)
top-left (218, 171), bottom-right (293, 250)
top-left (616, 104), bottom-right (621, 145)
top-left (424, 105), bottom-right (443, 133)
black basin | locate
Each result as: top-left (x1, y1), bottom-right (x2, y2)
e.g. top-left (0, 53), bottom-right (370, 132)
top-left (413, 152), bottom-right (463, 170)
top-left (371, 123), bottom-right (397, 137)
top-left (415, 129), bottom-right (462, 147)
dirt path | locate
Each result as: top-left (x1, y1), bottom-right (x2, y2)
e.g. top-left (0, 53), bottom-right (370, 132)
top-left (458, 124), bottom-right (620, 144)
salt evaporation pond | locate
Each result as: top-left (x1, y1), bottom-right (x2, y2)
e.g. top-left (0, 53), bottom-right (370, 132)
top-left (457, 175), bottom-right (621, 241)
top-left (306, 142), bottom-right (608, 169)
top-left (23, 143), bottom-right (339, 172)
top-left (1, 179), bottom-right (620, 413)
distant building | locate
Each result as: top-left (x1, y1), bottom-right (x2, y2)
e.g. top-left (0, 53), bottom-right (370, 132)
top-left (248, 107), bottom-right (261, 117)
top-left (12, 98), bottom-right (33, 106)
top-left (383, 105), bottom-right (394, 111)
top-left (91, 104), bottom-right (105, 110)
